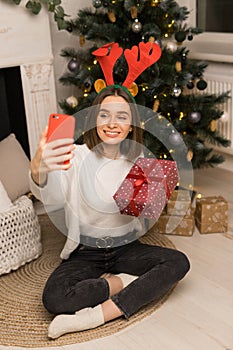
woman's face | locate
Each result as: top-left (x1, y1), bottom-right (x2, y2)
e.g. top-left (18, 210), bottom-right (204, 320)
top-left (96, 95), bottom-right (132, 145)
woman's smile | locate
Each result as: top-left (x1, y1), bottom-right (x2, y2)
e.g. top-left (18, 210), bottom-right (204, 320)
top-left (103, 130), bottom-right (121, 138)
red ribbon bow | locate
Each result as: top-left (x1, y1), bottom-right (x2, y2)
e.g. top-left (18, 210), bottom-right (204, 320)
top-left (126, 161), bottom-right (171, 217)
top-left (126, 167), bottom-right (149, 217)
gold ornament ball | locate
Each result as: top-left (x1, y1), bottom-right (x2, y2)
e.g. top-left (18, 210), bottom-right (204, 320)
top-left (66, 96), bottom-right (78, 108)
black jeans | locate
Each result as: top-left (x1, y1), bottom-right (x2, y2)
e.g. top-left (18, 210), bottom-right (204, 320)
top-left (42, 240), bottom-right (190, 319)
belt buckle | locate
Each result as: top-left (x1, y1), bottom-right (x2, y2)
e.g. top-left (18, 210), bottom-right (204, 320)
top-left (96, 236), bottom-right (114, 248)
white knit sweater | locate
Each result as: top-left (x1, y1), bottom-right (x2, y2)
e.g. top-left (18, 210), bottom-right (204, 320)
top-left (30, 144), bottom-right (144, 259)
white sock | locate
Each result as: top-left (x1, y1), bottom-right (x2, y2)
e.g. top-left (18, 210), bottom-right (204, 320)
top-left (116, 273), bottom-right (138, 289)
top-left (48, 304), bottom-right (105, 339)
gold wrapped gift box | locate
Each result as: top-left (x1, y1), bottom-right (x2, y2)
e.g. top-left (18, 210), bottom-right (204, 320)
top-left (195, 196), bottom-right (228, 234)
top-left (165, 190), bottom-right (192, 216)
top-left (154, 212), bottom-right (195, 236)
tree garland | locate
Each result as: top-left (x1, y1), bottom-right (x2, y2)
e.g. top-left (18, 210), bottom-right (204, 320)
top-left (4, 0), bottom-right (69, 30)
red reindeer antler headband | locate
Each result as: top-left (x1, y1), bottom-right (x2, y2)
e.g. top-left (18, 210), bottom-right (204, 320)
top-left (92, 42), bottom-right (162, 97)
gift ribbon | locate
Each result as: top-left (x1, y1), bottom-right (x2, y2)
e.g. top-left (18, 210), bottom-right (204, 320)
top-left (126, 161), bottom-right (172, 217)
top-left (126, 168), bottom-right (149, 216)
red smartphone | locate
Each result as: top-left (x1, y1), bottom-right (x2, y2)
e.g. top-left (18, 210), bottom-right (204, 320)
top-left (47, 113), bottom-right (75, 165)
top-left (47, 113), bottom-right (75, 142)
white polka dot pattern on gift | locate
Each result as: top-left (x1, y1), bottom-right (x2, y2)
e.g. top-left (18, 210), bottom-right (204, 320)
top-left (113, 158), bottom-right (179, 220)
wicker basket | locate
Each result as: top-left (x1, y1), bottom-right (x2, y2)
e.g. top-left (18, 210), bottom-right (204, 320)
top-left (0, 195), bottom-right (42, 275)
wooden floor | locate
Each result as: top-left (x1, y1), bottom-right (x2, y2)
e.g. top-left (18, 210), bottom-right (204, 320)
top-left (1, 167), bottom-right (233, 350)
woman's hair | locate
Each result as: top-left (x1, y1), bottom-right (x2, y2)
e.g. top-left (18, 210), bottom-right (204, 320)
top-left (83, 86), bottom-right (143, 160)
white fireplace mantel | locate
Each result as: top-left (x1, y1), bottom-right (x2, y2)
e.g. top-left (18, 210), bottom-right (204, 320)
top-left (0, 2), bottom-right (57, 158)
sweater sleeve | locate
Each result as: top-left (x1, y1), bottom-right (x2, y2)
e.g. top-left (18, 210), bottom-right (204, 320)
top-left (29, 169), bottom-right (68, 205)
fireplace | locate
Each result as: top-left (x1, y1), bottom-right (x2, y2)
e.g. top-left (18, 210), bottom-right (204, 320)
top-left (0, 66), bottom-right (30, 158)
top-left (0, 2), bottom-right (57, 158)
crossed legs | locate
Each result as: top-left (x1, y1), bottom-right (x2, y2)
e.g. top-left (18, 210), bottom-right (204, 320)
top-left (44, 241), bottom-right (190, 339)
top-left (48, 273), bottom-right (137, 338)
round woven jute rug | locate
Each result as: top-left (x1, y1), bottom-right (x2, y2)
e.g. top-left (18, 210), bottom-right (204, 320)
top-left (0, 214), bottom-right (176, 348)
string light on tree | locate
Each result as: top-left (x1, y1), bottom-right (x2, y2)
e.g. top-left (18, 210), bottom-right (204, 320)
top-left (151, 0), bottom-right (162, 6)
top-left (181, 52), bottom-right (187, 62)
top-left (168, 20), bottom-right (175, 29)
top-left (179, 112), bottom-right (184, 120)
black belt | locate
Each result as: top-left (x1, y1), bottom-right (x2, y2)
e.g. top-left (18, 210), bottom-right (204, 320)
top-left (80, 230), bottom-right (137, 249)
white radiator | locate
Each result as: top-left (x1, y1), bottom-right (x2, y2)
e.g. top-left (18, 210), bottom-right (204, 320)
top-left (205, 78), bottom-right (233, 153)
top-left (186, 64), bottom-right (233, 155)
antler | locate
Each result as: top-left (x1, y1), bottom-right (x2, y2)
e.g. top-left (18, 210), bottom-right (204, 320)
top-left (92, 42), bottom-right (123, 85)
top-left (122, 42), bottom-right (162, 88)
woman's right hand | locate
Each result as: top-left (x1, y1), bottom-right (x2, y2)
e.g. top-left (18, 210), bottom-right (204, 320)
top-left (30, 126), bottom-right (75, 186)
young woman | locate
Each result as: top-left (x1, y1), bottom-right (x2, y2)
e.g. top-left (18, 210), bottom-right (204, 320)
top-left (30, 86), bottom-right (190, 339)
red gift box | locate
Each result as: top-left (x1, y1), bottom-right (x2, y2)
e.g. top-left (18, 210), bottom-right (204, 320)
top-left (113, 158), bottom-right (179, 220)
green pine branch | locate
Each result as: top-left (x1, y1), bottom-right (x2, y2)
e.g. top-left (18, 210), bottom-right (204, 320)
top-left (4, 0), bottom-right (69, 30)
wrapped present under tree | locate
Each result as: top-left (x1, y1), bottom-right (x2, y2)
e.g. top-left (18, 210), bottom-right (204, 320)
top-left (166, 189), bottom-right (192, 216)
top-left (195, 196), bottom-right (228, 234)
top-left (154, 211), bottom-right (195, 236)
top-left (113, 158), bottom-right (178, 221)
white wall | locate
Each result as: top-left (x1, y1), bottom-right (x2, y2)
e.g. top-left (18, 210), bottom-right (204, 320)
top-left (49, 0), bottom-right (92, 109)
top-left (177, 0), bottom-right (196, 26)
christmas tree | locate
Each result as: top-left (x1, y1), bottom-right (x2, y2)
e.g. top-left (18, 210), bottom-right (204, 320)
top-left (59, 0), bottom-right (230, 168)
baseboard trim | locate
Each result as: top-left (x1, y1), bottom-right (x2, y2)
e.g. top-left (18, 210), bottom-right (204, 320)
top-left (217, 152), bottom-right (233, 173)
